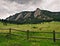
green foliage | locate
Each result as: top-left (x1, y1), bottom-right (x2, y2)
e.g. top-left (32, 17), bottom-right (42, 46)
top-left (0, 21), bottom-right (60, 46)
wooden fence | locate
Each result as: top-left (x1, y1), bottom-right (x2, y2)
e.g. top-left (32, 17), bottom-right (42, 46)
top-left (0, 28), bottom-right (60, 42)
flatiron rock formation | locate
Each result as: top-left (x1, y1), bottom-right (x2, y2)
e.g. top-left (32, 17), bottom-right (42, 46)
top-left (6, 8), bottom-right (60, 23)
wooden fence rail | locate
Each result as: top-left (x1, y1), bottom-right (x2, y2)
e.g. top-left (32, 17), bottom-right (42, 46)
top-left (26, 30), bottom-right (60, 42)
top-left (0, 28), bottom-right (60, 42)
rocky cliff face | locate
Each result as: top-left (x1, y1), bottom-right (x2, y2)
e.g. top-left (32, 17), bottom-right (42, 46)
top-left (6, 8), bottom-right (60, 23)
top-left (34, 8), bottom-right (41, 18)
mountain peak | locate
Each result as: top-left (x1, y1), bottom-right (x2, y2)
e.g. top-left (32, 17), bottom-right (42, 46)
top-left (36, 8), bottom-right (40, 11)
top-left (34, 8), bottom-right (41, 17)
top-left (6, 8), bottom-right (60, 24)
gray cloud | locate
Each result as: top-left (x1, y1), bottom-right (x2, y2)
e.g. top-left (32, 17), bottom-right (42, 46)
top-left (4, 0), bottom-right (32, 4)
top-left (0, 0), bottom-right (60, 19)
top-left (4, 0), bottom-right (42, 5)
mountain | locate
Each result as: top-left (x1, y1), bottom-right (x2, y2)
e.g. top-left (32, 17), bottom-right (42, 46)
top-left (6, 8), bottom-right (60, 24)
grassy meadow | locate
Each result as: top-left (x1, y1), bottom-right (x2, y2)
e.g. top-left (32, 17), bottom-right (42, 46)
top-left (0, 21), bottom-right (60, 46)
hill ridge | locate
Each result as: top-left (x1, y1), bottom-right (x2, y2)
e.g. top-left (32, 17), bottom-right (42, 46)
top-left (6, 8), bottom-right (60, 23)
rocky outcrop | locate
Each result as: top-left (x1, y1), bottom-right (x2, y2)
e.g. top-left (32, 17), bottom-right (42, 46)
top-left (34, 8), bottom-right (41, 18)
top-left (6, 8), bottom-right (60, 23)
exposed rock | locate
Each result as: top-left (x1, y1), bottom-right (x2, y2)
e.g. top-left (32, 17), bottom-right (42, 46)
top-left (6, 8), bottom-right (60, 23)
top-left (34, 8), bottom-right (41, 18)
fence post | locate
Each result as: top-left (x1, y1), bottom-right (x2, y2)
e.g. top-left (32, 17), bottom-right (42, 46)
top-left (6, 28), bottom-right (11, 39)
top-left (53, 30), bottom-right (55, 42)
top-left (27, 30), bottom-right (29, 40)
top-left (9, 28), bottom-right (11, 35)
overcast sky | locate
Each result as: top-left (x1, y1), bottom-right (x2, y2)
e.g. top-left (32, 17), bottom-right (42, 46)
top-left (0, 0), bottom-right (60, 19)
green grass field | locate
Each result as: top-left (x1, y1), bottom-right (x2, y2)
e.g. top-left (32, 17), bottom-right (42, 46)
top-left (0, 21), bottom-right (60, 46)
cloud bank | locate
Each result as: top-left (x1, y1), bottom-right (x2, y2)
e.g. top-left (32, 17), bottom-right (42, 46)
top-left (0, 0), bottom-right (60, 19)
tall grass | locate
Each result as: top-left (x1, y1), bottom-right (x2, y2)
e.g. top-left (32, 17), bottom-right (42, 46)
top-left (0, 21), bottom-right (60, 46)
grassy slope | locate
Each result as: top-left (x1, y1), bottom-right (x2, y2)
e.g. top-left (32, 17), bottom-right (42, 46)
top-left (0, 21), bottom-right (60, 46)
top-left (0, 21), bottom-right (60, 31)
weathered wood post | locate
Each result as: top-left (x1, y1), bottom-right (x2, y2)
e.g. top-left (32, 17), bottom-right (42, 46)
top-left (6, 28), bottom-right (11, 39)
top-left (27, 30), bottom-right (29, 40)
top-left (53, 30), bottom-right (55, 42)
top-left (9, 28), bottom-right (11, 35)
top-left (8, 28), bottom-right (11, 38)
